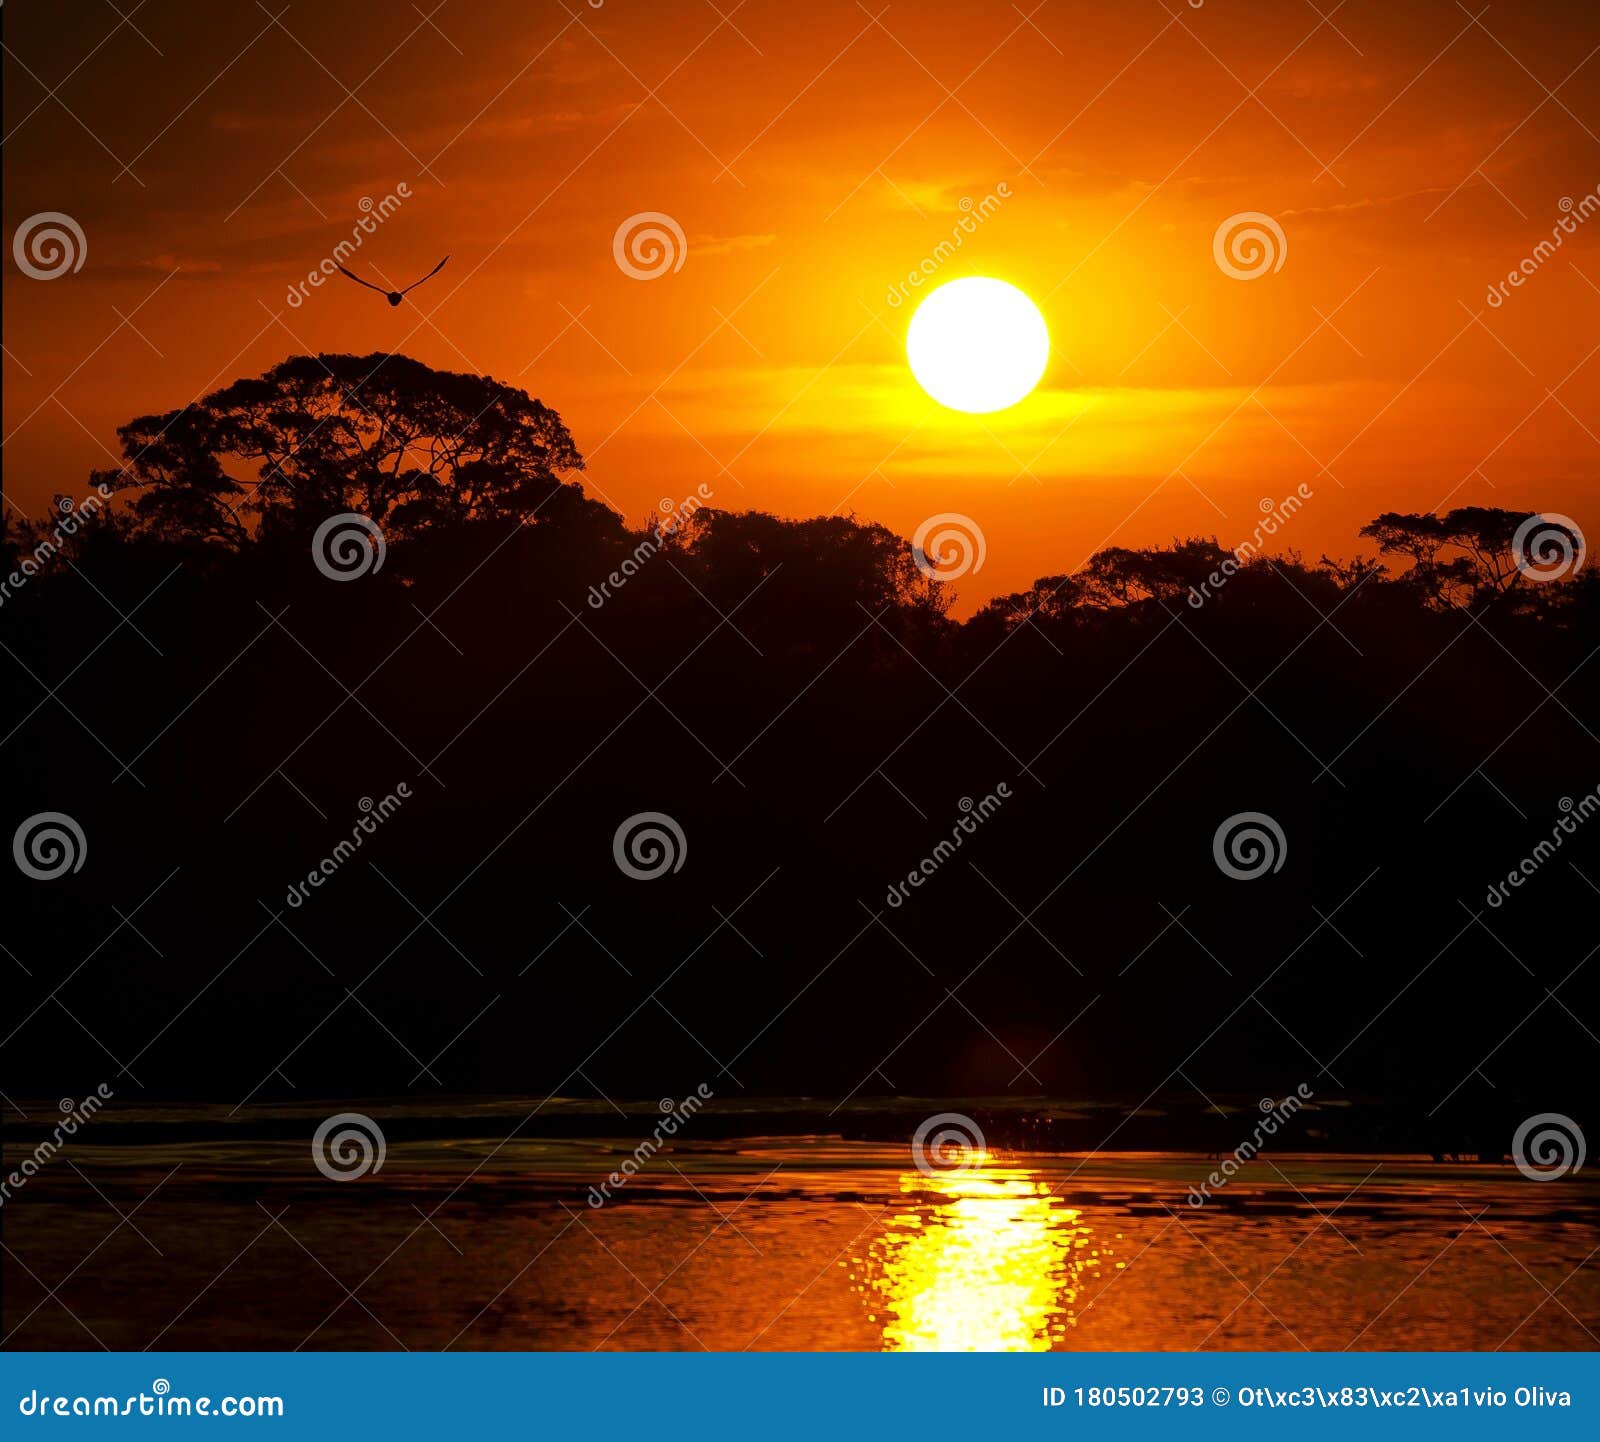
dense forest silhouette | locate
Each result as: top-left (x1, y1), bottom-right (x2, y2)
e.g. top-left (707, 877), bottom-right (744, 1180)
top-left (6, 354), bottom-right (1597, 1144)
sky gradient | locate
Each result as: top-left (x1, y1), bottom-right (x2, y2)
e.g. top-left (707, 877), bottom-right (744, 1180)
top-left (4, 0), bottom-right (1598, 608)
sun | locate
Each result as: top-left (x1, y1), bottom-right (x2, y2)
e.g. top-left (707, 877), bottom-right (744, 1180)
top-left (907, 277), bottom-right (1049, 414)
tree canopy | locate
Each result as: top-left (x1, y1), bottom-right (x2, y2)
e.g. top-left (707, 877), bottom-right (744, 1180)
top-left (1360, 506), bottom-right (1584, 606)
top-left (95, 352), bottom-right (609, 549)
top-left (5, 354), bottom-right (1596, 1104)
top-left (9, 355), bottom-right (1590, 639)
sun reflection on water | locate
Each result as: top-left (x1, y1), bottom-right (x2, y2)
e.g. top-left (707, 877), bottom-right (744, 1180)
top-left (854, 1167), bottom-right (1107, 1351)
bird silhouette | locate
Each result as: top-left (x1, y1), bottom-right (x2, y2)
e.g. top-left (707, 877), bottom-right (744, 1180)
top-left (336, 255), bottom-right (449, 307)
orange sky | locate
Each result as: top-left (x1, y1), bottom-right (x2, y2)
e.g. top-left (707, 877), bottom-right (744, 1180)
top-left (4, 0), bottom-right (1598, 609)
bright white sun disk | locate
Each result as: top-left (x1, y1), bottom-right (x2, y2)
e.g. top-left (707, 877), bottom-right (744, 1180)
top-left (907, 278), bottom-right (1049, 414)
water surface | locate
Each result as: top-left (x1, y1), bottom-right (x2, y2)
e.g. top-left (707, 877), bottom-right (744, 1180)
top-left (4, 1123), bottom-right (1595, 1351)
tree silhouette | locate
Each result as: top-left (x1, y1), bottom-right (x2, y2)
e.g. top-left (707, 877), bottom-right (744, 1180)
top-left (659, 507), bottom-right (952, 640)
top-left (1359, 507), bottom-right (1574, 605)
top-left (971, 573), bottom-right (1084, 634)
top-left (7, 354), bottom-right (1596, 1109)
top-left (96, 353), bottom-right (604, 549)
top-left (1077, 538), bottom-right (1235, 609)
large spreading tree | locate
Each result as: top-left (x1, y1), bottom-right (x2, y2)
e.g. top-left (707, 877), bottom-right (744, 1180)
top-left (96, 352), bottom-right (611, 547)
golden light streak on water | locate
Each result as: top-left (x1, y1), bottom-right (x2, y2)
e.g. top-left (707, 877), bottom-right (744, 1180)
top-left (856, 1166), bottom-right (1108, 1351)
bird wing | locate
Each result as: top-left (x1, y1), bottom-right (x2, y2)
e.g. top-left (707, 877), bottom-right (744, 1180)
top-left (399, 255), bottom-right (450, 294)
top-left (335, 265), bottom-right (390, 295)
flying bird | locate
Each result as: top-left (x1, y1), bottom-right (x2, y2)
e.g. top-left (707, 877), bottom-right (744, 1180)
top-left (336, 255), bottom-right (449, 306)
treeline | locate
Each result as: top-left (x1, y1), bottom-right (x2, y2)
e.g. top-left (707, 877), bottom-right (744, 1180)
top-left (4, 354), bottom-right (1596, 1125)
